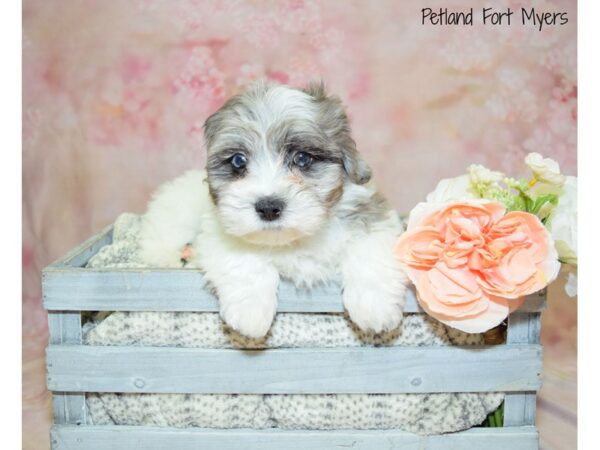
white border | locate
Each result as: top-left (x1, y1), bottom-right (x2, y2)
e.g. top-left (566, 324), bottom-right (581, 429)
top-left (1, 1), bottom-right (22, 448)
top-left (578, 1), bottom-right (598, 449)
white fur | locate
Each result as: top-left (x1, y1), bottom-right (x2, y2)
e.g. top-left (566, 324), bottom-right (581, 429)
top-left (139, 170), bottom-right (407, 338)
top-left (214, 155), bottom-right (329, 245)
top-left (244, 85), bottom-right (318, 133)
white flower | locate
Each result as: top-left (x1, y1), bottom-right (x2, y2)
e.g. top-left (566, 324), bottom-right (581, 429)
top-left (468, 164), bottom-right (504, 186)
top-left (525, 152), bottom-right (566, 187)
top-left (425, 175), bottom-right (475, 203)
top-left (565, 270), bottom-right (577, 298)
top-left (548, 176), bottom-right (577, 265)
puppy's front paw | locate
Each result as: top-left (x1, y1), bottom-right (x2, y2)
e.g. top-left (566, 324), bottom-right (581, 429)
top-left (220, 297), bottom-right (277, 338)
top-left (343, 285), bottom-right (403, 333)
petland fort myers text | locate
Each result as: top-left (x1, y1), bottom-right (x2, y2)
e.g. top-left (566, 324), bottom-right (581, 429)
top-left (422, 7), bottom-right (568, 31)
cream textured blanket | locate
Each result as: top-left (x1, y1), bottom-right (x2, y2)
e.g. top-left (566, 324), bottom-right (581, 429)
top-left (84, 213), bottom-right (502, 435)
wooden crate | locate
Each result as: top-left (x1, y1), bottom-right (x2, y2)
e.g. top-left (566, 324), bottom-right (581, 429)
top-left (43, 225), bottom-right (545, 450)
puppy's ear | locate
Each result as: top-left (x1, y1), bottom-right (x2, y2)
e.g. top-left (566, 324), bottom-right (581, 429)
top-left (203, 110), bottom-right (220, 148)
top-left (203, 94), bottom-right (240, 149)
top-left (303, 82), bottom-right (372, 185)
top-left (303, 81), bottom-right (328, 101)
top-left (340, 140), bottom-right (372, 185)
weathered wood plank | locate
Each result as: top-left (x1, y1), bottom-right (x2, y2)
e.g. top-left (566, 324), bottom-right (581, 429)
top-left (47, 224), bottom-right (114, 269)
top-left (50, 425), bottom-right (540, 450)
top-left (43, 224), bottom-right (547, 313)
top-left (47, 312), bottom-right (87, 425)
top-left (504, 312), bottom-right (542, 427)
top-left (43, 269), bottom-right (547, 313)
top-left (46, 344), bottom-right (542, 394)
top-left (507, 312), bottom-right (542, 345)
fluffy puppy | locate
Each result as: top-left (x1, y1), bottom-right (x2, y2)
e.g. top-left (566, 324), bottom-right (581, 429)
top-left (139, 82), bottom-right (407, 338)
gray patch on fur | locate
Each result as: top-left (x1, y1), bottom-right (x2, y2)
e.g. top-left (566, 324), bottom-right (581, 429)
top-left (203, 81), bottom-right (371, 205)
top-left (303, 82), bottom-right (372, 185)
top-left (337, 189), bottom-right (396, 231)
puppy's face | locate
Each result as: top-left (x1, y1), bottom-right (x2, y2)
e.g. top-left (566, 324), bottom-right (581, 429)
top-left (204, 82), bottom-right (371, 246)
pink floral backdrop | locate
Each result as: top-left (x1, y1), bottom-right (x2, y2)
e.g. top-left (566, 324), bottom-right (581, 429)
top-left (23, 0), bottom-right (577, 448)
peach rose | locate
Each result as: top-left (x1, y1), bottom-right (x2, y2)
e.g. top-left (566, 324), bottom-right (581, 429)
top-left (395, 200), bottom-right (560, 332)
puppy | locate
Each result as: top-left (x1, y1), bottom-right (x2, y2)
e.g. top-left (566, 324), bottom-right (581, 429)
top-left (139, 81), bottom-right (407, 338)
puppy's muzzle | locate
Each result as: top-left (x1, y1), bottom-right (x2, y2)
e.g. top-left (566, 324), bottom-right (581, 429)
top-left (255, 197), bottom-right (286, 222)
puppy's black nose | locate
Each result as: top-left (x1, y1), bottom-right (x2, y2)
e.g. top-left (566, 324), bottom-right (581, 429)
top-left (255, 197), bottom-right (285, 221)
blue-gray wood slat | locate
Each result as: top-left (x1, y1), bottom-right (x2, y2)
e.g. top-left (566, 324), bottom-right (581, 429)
top-left (42, 269), bottom-right (547, 313)
top-left (50, 425), bottom-right (539, 450)
top-left (48, 312), bottom-right (87, 425)
top-left (42, 224), bottom-right (547, 313)
top-left (46, 344), bottom-right (542, 394)
top-left (49, 224), bottom-right (114, 268)
top-left (504, 312), bottom-right (542, 428)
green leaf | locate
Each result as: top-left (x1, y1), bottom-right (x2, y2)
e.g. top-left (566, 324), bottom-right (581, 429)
top-left (506, 193), bottom-right (527, 212)
top-left (512, 178), bottom-right (532, 196)
top-left (495, 404), bottom-right (503, 427)
top-left (525, 193), bottom-right (559, 215)
top-left (481, 401), bottom-right (504, 427)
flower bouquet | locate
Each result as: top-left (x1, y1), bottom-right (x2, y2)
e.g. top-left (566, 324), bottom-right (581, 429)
top-left (395, 153), bottom-right (577, 334)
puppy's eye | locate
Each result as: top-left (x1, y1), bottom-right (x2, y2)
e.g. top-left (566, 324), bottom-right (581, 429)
top-left (230, 153), bottom-right (247, 171)
top-left (292, 152), bottom-right (313, 169)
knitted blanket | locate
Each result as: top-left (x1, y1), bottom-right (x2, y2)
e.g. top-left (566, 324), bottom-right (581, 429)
top-left (84, 213), bottom-right (503, 435)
